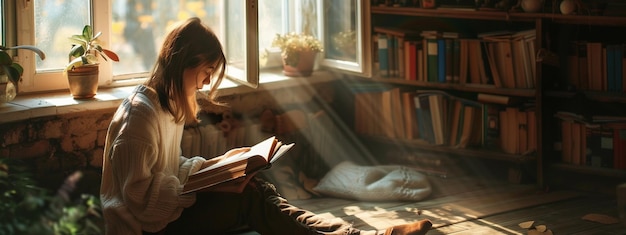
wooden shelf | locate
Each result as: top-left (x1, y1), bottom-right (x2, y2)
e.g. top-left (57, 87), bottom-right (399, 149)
top-left (551, 163), bottom-right (626, 178)
top-left (367, 77), bottom-right (536, 97)
top-left (546, 90), bottom-right (626, 103)
top-left (362, 136), bottom-right (536, 164)
top-left (371, 6), bottom-right (626, 26)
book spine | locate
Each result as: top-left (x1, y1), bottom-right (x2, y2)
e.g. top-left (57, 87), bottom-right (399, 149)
top-left (426, 38), bottom-right (439, 83)
top-left (378, 34), bottom-right (389, 77)
top-left (483, 103), bottom-right (501, 150)
top-left (438, 38), bottom-right (446, 83)
top-left (615, 44), bottom-right (623, 92)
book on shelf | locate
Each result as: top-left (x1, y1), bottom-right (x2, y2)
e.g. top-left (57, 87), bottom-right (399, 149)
top-left (482, 103), bottom-right (501, 150)
top-left (585, 126), bottom-right (614, 168)
top-left (577, 41), bottom-right (590, 90)
top-left (438, 38), bottom-right (447, 83)
top-left (182, 136), bottom-right (295, 194)
top-left (500, 107), bottom-right (520, 154)
top-left (614, 128), bottom-right (626, 169)
top-left (587, 41), bottom-right (604, 91)
top-left (426, 37), bottom-right (440, 83)
top-left (457, 104), bottom-right (481, 148)
top-left (458, 38), bottom-right (469, 84)
top-left (466, 39), bottom-right (489, 85)
top-left (374, 27), bottom-right (424, 79)
top-left (381, 87), bottom-right (405, 139)
top-left (527, 110), bottom-right (537, 153)
top-left (389, 35), bottom-right (397, 77)
top-left (414, 95), bottom-right (435, 144)
top-left (428, 94), bottom-right (447, 145)
top-left (622, 43), bottom-right (626, 92)
top-left (377, 34), bottom-right (390, 77)
top-left (449, 100), bottom-right (463, 146)
top-left (607, 44), bottom-right (615, 92)
top-left (477, 93), bottom-right (522, 105)
top-left (452, 39), bottom-right (461, 83)
top-left (402, 91), bottom-right (420, 140)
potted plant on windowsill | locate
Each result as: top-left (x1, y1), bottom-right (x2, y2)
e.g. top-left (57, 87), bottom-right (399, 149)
top-left (0, 45), bottom-right (46, 103)
top-left (272, 32), bottom-right (323, 77)
top-left (65, 25), bottom-right (119, 99)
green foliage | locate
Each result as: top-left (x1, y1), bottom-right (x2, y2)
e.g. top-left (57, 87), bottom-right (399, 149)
top-left (66, 25), bottom-right (119, 71)
top-left (0, 45), bottom-right (46, 85)
top-left (0, 158), bottom-right (103, 235)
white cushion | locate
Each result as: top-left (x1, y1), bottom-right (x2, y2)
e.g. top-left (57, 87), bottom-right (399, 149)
top-left (313, 161), bottom-right (432, 201)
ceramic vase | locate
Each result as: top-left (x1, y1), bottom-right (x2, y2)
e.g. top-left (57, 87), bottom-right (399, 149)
top-left (560, 0), bottom-right (576, 15)
top-left (521, 0), bottom-right (543, 12)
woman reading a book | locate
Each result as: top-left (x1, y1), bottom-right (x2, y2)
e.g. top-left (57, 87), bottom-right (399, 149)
top-left (100, 17), bottom-right (432, 235)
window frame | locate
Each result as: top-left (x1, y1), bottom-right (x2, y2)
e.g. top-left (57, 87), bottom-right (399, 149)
top-left (11, 0), bottom-right (371, 94)
top-left (318, 0), bottom-right (371, 78)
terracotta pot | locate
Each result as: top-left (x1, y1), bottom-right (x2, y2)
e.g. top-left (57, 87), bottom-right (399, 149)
top-left (282, 51), bottom-right (318, 77)
top-left (66, 65), bottom-right (99, 99)
top-left (521, 0), bottom-right (543, 12)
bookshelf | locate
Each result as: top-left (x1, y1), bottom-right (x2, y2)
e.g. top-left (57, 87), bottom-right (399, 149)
top-left (541, 14), bottom-right (626, 193)
top-left (333, 2), bottom-right (626, 191)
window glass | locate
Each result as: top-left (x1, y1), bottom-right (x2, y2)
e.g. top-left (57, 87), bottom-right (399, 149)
top-left (319, 0), bottom-right (371, 77)
top-left (19, 0), bottom-right (370, 93)
top-left (324, 0), bottom-right (357, 63)
top-left (34, 0), bottom-right (91, 72)
top-left (258, 0), bottom-right (287, 70)
top-left (0, 1), bottom-right (3, 44)
top-left (111, 0), bottom-right (225, 79)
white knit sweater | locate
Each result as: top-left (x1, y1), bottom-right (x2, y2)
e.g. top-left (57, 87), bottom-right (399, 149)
top-left (100, 85), bottom-right (206, 235)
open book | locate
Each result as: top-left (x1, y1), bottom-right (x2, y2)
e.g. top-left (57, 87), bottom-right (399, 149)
top-left (182, 136), bottom-right (294, 194)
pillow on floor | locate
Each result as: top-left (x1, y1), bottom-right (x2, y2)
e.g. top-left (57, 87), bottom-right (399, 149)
top-left (312, 161), bottom-right (431, 201)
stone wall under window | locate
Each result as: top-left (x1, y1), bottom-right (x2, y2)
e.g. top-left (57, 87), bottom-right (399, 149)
top-left (0, 81), bottom-right (337, 195)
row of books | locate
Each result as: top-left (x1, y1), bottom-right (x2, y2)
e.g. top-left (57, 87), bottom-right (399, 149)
top-left (558, 120), bottom-right (626, 170)
top-left (566, 41), bottom-right (626, 92)
top-left (372, 0), bottom-right (477, 9)
top-left (350, 84), bottom-right (536, 154)
top-left (555, 111), bottom-right (626, 170)
top-left (374, 27), bottom-right (537, 89)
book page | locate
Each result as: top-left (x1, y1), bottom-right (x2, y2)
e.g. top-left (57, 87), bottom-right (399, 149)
top-left (193, 136), bottom-right (277, 175)
top-left (269, 143), bottom-right (295, 163)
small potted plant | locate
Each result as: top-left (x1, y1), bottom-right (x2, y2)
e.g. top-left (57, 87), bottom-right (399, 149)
top-left (0, 45), bottom-right (46, 103)
top-left (272, 32), bottom-right (323, 77)
top-left (65, 25), bottom-right (119, 99)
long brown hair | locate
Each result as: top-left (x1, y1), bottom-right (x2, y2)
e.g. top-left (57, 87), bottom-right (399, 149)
top-left (145, 17), bottom-right (226, 124)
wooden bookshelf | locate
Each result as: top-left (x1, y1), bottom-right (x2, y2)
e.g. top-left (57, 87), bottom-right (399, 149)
top-left (371, 6), bottom-right (626, 26)
top-left (339, 3), bottom-right (626, 192)
top-left (362, 136), bottom-right (536, 163)
top-left (367, 77), bottom-right (536, 97)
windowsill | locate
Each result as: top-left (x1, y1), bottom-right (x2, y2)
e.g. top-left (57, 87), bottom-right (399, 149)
top-left (0, 69), bottom-right (338, 124)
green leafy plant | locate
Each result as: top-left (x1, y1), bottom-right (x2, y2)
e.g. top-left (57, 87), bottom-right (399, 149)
top-left (0, 45), bottom-right (46, 85)
top-left (66, 25), bottom-right (119, 71)
top-left (272, 32), bottom-right (323, 67)
top-left (0, 158), bottom-right (103, 235)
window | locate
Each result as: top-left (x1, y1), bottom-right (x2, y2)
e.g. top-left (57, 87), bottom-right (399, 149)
top-left (0, 1), bottom-right (3, 44)
top-left (14, 0), bottom-right (370, 93)
top-left (319, 0), bottom-right (371, 77)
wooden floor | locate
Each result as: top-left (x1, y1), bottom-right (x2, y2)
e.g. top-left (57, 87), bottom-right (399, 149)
top-left (284, 174), bottom-right (626, 235)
